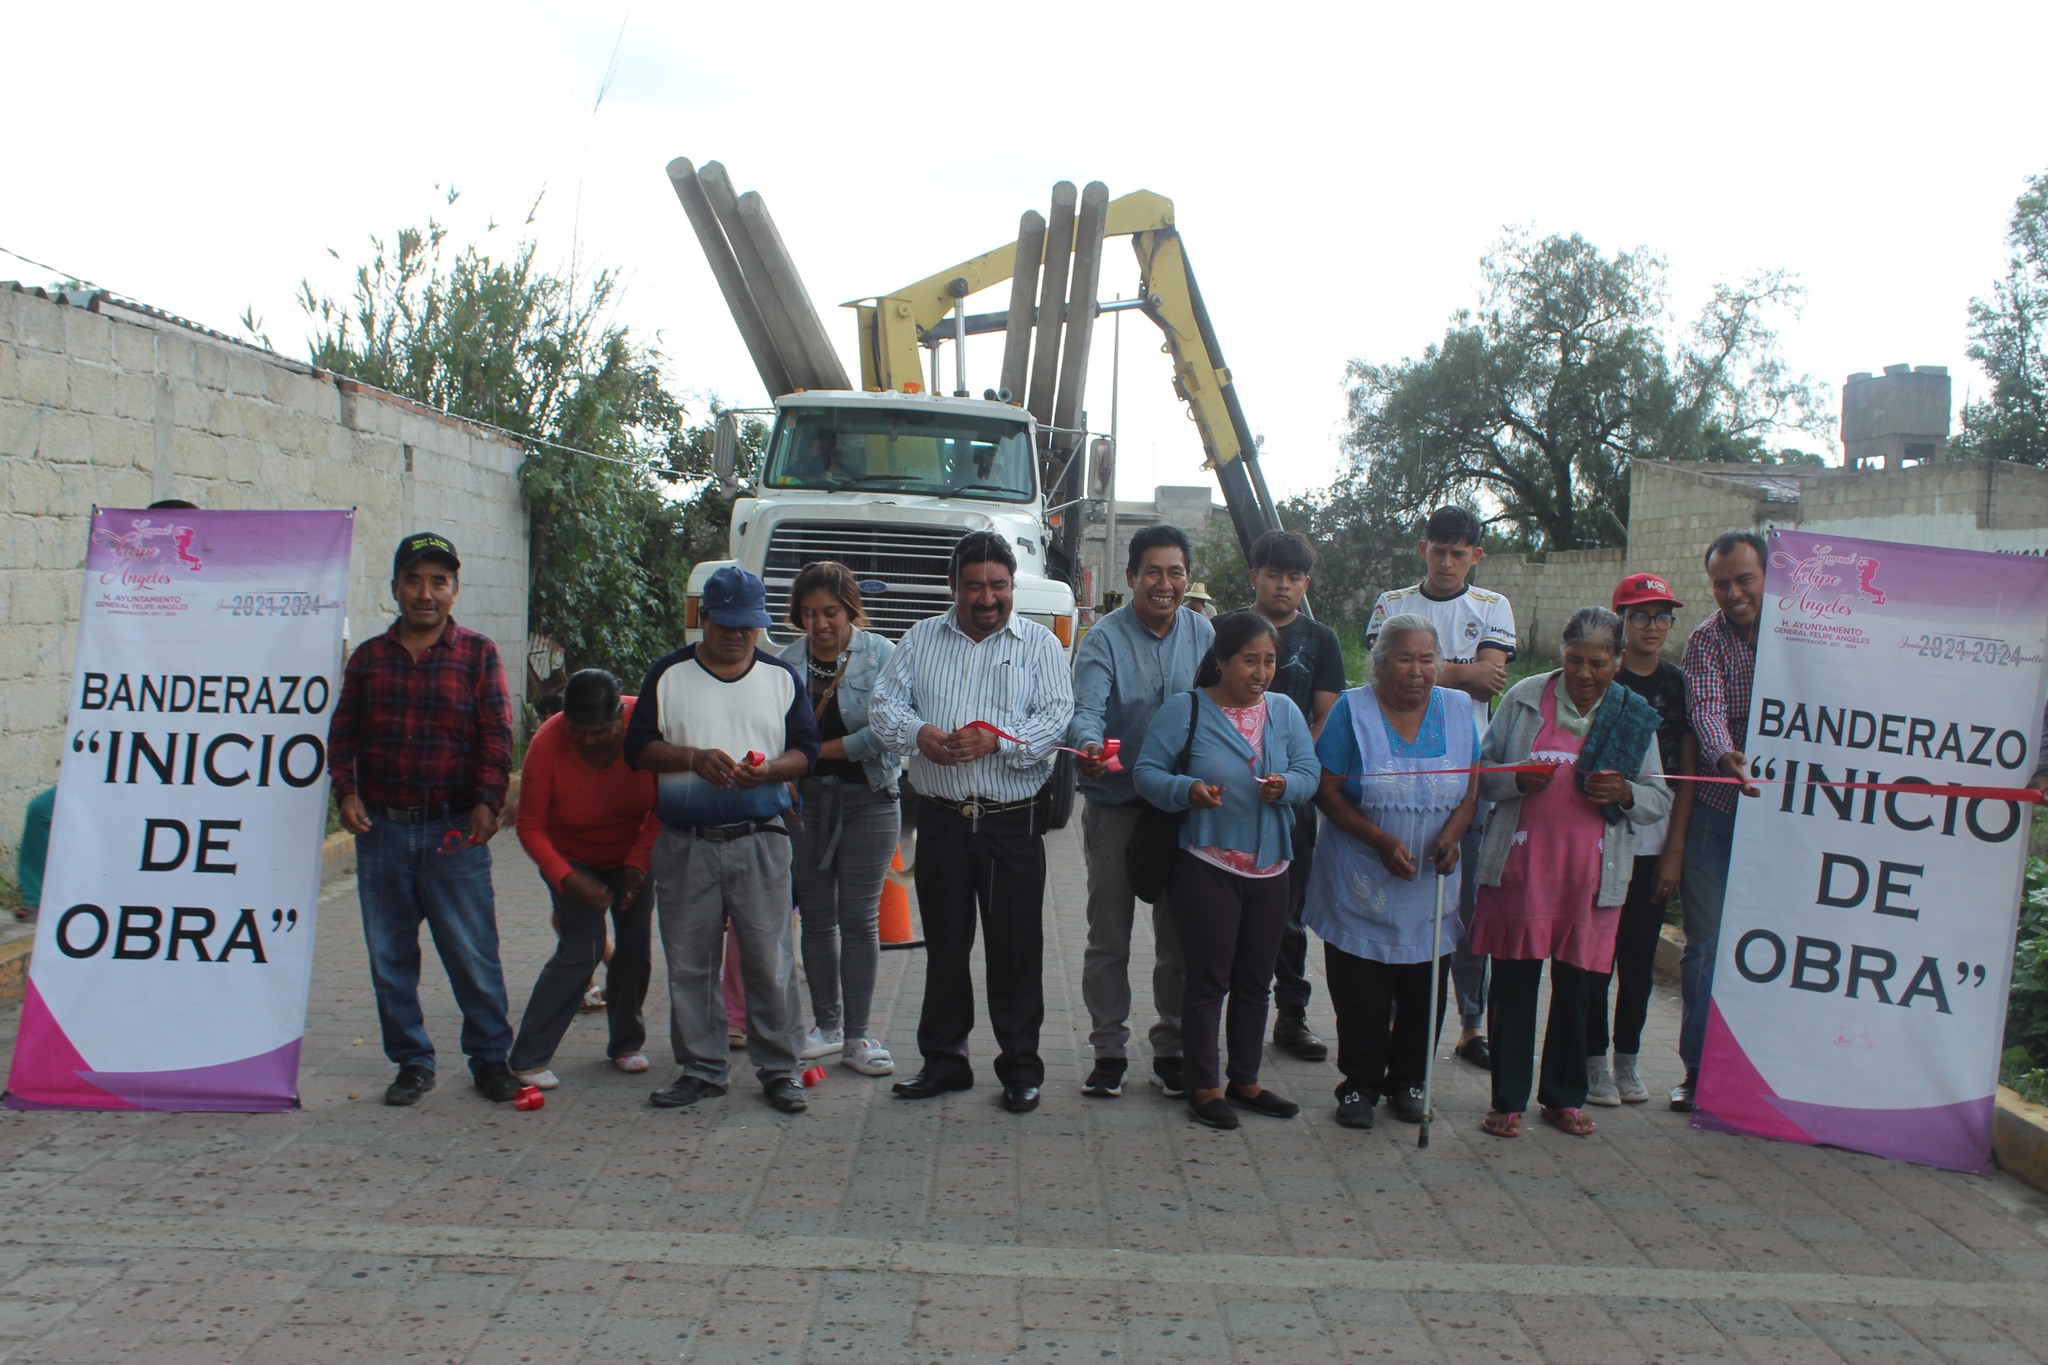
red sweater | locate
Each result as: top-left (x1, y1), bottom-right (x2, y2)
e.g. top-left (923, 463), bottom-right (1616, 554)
top-left (516, 699), bottom-right (660, 888)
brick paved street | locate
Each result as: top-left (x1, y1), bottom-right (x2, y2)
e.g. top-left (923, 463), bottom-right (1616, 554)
top-left (1, 827), bottom-right (2046, 1362)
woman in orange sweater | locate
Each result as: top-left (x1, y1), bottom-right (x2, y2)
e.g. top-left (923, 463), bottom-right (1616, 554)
top-left (509, 669), bottom-right (661, 1088)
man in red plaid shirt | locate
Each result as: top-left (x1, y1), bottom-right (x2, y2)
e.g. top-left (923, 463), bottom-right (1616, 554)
top-left (1673, 529), bottom-right (1767, 1113)
top-left (328, 533), bottom-right (521, 1106)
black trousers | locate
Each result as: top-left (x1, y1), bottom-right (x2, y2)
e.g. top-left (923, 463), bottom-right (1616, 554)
top-left (1489, 956), bottom-right (1592, 1113)
top-left (911, 802), bottom-right (1046, 1088)
top-left (1169, 852), bottom-right (1290, 1091)
top-left (508, 862), bottom-right (653, 1070)
top-left (1586, 855), bottom-right (1666, 1058)
top-left (1271, 814), bottom-right (1318, 1013)
top-left (1324, 945), bottom-right (1450, 1102)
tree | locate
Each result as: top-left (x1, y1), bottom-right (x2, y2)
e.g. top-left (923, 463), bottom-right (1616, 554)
top-left (294, 194), bottom-right (750, 683)
top-left (1955, 170), bottom-right (2048, 465)
top-left (1343, 230), bottom-right (1831, 551)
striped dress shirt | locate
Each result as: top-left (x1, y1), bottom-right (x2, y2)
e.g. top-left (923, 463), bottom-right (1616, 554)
top-left (870, 608), bottom-right (1075, 804)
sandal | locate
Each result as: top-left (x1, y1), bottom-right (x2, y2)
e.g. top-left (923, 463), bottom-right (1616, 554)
top-left (1481, 1110), bottom-right (1522, 1139)
top-left (1541, 1105), bottom-right (1597, 1137)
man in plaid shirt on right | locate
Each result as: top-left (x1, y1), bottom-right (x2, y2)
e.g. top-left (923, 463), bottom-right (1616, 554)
top-left (1673, 529), bottom-right (1767, 1112)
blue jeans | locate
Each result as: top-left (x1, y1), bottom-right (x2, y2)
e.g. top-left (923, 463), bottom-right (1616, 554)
top-left (356, 814), bottom-right (514, 1073)
top-left (1678, 801), bottom-right (1737, 1069)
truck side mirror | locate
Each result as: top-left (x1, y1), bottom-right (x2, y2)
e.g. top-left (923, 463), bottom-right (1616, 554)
top-left (713, 413), bottom-right (741, 493)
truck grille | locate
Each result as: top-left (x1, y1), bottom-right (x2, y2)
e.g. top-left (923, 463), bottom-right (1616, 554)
top-left (761, 522), bottom-right (963, 642)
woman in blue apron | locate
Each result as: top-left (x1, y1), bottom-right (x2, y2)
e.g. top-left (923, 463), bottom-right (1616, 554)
top-left (1303, 614), bottom-right (1480, 1130)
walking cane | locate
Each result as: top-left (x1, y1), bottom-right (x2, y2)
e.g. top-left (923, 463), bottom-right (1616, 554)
top-left (1419, 870), bottom-right (1446, 1150)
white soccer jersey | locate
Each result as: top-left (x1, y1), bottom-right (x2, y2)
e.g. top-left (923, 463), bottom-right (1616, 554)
top-left (1365, 582), bottom-right (1518, 664)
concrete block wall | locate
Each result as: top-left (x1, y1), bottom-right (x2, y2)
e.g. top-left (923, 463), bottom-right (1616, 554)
top-left (1474, 547), bottom-right (1629, 657)
top-left (0, 288), bottom-right (529, 871)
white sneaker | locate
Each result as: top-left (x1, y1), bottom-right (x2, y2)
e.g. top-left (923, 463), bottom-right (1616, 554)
top-left (513, 1067), bottom-right (560, 1090)
top-left (800, 1026), bottom-right (844, 1060)
top-left (841, 1039), bottom-right (895, 1076)
top-left (1585, 1056), bottom-right (1620, 1107)
top-left (611, 1052), bottom-right (651, 1074)
top-left (1612, 1052), bottom-right (1649, 1104)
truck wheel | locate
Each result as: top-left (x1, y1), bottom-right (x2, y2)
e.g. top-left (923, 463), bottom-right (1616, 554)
top-left (1042, 749), bottom-right (1078, 831)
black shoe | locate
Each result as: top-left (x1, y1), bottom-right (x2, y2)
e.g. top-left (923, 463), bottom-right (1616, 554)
top-left (384, 1064), bottom-right (436, 1107)
top-left (1272, 1011), bottom-right (1329, 1062)
top-left (1150, 1057), bottom-right (1186, 1099)
top-left (1187, 1094), bottom-right (1239, 1129)
top-left (1226, 1084), bottom-right (1300, 1118)
top-left (1001, 1083), bottom-right (1041, 1113)
top-left (1334, 1088), bottom-right (1377, 1129)
top-left (1670, 1067), bottom-right (1699, 1113)
top-left (1082, 1059), bottom-right (1126, 1098)
top-left (1388, 1086), bottom-right (1427, 1124)
top-left (1455, 1036), bottom-right (1494, 1071)
top-left (892, 1070), bottom-right (971, 1100)
top-left (472, 1061), bottom-right (521, 1103)
top-left (650, 1074), bottom-right (727, 1108)
top-left (765, 1077), bottom-right (808, 1113)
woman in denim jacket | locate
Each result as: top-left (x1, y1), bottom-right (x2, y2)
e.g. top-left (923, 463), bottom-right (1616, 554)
top-left (778, 562), bottom-right (904, 1076)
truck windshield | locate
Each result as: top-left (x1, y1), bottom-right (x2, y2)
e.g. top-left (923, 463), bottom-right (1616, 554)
top-left (764, 408), bottom-right (1036, 503)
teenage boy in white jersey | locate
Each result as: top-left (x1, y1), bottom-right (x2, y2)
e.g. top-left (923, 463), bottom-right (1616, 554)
top-left (1364, 506), bottom-right (1516, 1071)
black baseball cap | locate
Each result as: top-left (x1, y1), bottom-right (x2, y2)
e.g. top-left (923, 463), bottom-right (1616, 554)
top-left (394, 532), bottom-right (461, 576)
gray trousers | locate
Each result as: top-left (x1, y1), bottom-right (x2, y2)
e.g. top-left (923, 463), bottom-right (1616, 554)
top-left (1080, 800), bottom-right (1185, 1062)
top-left (789, 778), bottom-right (900, 1039)
top-left (652, 824), bottom-right (804, 1086)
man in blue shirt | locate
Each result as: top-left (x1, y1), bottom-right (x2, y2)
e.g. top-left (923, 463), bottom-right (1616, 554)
top-left (626, 567), bottom-right (821, 1114)
top-left (1069, 525), bottom-right (1214, 1100)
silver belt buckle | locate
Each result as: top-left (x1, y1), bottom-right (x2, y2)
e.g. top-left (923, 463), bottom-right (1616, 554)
top-left (959, 799), bottom-right (985, 820)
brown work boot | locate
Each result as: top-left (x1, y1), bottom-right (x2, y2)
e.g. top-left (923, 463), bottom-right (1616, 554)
top-left (1272, 1010), bottom-right (1328, 1062)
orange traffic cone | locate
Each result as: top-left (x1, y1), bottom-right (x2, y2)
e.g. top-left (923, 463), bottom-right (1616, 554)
top-left (879, 845), bottom-right (922, 949)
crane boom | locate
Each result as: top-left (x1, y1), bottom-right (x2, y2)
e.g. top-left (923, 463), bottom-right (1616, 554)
top-left (851, 190), bottom-right (1283, 562)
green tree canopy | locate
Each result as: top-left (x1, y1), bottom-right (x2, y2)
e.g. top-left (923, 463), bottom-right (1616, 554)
top-left (1344, 229), bottom-right (1831, 551)
top-left (1955, 170), bottom-right (2048, 465)
top-left (292, 194), bottom-right (758, 685)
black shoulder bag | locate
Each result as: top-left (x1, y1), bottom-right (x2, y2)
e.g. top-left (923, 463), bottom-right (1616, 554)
top-left (1125, 691), bottom-right (1200, 904)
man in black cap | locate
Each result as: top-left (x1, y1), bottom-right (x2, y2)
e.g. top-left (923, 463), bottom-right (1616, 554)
top-left (328, 533), bottom-right (521, 1105)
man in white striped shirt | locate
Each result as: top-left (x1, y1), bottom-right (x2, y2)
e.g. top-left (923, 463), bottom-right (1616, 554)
top-left (870, 531), bottom-right (1075, 1113)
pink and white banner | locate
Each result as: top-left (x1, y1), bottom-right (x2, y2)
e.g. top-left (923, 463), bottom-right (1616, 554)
top-left (5, 508), bottom-right (353, 1112)
top-left (1695, 529), bottom-right (2048, 1172)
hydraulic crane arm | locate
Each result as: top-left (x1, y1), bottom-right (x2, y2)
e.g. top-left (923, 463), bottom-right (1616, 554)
top-left (853, 191), bottom-right (1283, 563)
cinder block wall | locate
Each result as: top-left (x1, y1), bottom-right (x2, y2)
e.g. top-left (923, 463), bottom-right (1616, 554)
top-left (0, 288), bottom-right (529, 868)
top-left (1475, 547), bottom-right (1629, 658)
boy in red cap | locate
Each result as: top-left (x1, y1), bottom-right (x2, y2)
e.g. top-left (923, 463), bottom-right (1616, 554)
top-left (1580, 572), bottom-right (1696, 1105)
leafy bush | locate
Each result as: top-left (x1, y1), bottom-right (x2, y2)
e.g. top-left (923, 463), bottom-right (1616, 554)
top-left (2002, 856), bottom-right (2048, 1105)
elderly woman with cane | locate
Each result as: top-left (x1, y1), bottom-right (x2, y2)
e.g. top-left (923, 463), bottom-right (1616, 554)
top-left (1302, 615), bottom-right (1480, 1131)
top-left (1134, 610), bottom-right (1322, 1130)
top-left (1471, 606), bottom-right (1671, 1138)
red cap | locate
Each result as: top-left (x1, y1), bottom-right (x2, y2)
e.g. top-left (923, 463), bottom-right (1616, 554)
top-left (1612, 572), bottom-right (1683, 610)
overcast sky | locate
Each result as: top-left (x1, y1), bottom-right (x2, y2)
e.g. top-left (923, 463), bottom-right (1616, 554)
top-left (7, 2), bottom-right (2045, 505)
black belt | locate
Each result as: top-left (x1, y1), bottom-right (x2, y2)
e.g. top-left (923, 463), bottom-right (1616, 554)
top-left (683, 818), bottom-right (787, 843)
top-left (925, 794), bottom-right (1037, 820)
top-left (374, 802), bottom-right (469, 825)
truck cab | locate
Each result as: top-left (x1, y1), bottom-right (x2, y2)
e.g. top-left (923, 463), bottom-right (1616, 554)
top-left (685, 390), bottom-right (1079, 652)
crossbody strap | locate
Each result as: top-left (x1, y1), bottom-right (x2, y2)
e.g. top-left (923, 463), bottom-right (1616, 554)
top-left (1172, 689), bottom-right (1200, 777)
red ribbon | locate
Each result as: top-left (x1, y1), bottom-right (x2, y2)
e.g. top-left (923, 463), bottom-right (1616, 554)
top-left (963, 726), bottom-right (2045, 805)
top-left (960, 721), bottom-right (1121, 770)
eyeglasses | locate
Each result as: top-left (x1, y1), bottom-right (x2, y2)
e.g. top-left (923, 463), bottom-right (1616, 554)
top-left (1625, 610), bottom-right (1676, 628)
